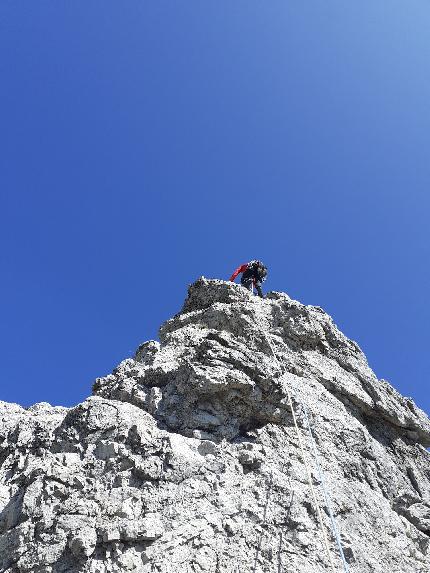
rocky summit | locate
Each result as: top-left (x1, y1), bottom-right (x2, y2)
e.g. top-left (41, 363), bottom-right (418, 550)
top-left (1, 278), bottom-right (430, 573)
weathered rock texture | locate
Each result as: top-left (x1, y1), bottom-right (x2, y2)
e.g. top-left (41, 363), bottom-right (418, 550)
top-left (1, 278), bottom-right (430, 573)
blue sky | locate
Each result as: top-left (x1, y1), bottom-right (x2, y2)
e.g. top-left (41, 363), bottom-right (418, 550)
top-left (1, 2), bottom-right (429, 415)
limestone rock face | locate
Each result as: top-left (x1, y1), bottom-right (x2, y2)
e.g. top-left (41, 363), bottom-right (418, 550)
top-left (1, 278), bottom-right (429, 573)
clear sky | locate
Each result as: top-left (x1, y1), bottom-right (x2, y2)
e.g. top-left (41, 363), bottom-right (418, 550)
top-left (1, 2), bottom-right (429, 415)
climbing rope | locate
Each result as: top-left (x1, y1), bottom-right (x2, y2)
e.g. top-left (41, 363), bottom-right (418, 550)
top-left (299, 400), bottom-right (350, 573)
top-left (261, 329), bottom-right (349, 573)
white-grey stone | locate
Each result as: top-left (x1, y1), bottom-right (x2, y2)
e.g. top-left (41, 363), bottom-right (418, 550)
top-left (1, 278), bottom-right (429, 572)
top-left (69, 526), bottom-right (97, 558)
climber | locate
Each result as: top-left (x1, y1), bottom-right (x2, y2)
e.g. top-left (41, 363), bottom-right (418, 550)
top-left (229, 260), bottom-right (267, 298)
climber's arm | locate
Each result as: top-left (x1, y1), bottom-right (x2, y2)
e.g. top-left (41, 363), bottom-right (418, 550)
top-left (229, 264), bottom-right (248, 282)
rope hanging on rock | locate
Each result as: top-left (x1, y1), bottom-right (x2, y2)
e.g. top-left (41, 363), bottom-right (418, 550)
top-left (299, 399), bottom-right (350, 573)
top-left (262, 330), bottom-right (349, 573)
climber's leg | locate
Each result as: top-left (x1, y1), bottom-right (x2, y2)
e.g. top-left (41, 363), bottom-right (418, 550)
top-left (241, 277), bottom-right (254, 292)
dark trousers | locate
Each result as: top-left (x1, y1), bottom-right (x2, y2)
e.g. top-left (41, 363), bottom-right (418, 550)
top-left (241, 277), bottom-right (254, 292)
top-left (241, 276), bottom-right (263, 297)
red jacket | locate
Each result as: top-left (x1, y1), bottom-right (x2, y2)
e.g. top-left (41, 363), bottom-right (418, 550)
top-left (229, 263), bottom-right (248, 282)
